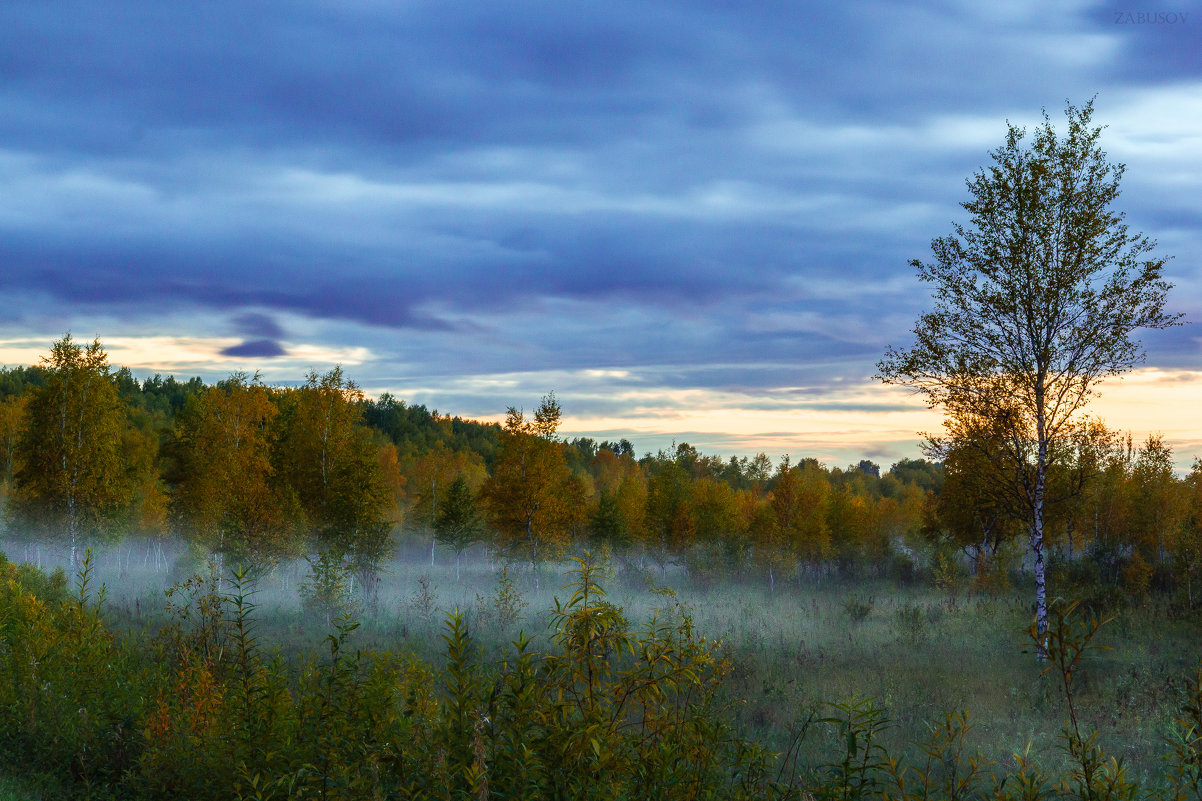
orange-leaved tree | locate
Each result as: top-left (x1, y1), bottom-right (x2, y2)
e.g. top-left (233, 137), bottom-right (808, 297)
top-left (481, 393), bottom-right (580, 589)
top-left (273, 367), bottom-right (394, 606)
top-left (171, 372), bottom-right (294, 572)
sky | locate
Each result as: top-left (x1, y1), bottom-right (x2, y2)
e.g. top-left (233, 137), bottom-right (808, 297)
top-left (1, 0), bottom-right (1200, 468)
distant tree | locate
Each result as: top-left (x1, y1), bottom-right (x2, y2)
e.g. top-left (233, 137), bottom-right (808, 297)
top-left (877, 100), bottom-right (1180, 647)
top-left (856, 460), bottom-right (881, 479)
top-left (172, 372), bottom-right (293, 571)
top-left (1178, 461), bottom-right (1202, 608)
top-left (599, 438), bottom-right (635, 458)
top-left (772, 457), bottom-right (830, 566)
top-left (611, 472), bottom-right (648, 546)
top-left (746, 495), bottom-right (788, 592)
top-left (434, 474), bottom-right (481, 581)
top-left (275, 367), bottom-right (394, 603)
top-left (926, 431), bottom-right (1023, 573)
top-left (1131, 434), bottom-right (1185, 566)
top-left (643, 459), bottom-right (696, 575)
top-left (0, 394), bottom-right (26, 492)
top-left (408, 442), bottom-right (486, 563)
top-left (480, 393), bottom-right (577, 589)
top-left (10, 335), bottom-right (132, 568)
top-left (688, 476), bottom-right (743, 573)
top-left (588, 489), bottom-right (629, 549)
top-left (827, 485), bottom-right (871, 570)
top-left (0, 365), bottom-right (49, 401)
top-left (887, 458), bottom-right (944, 494)
top-left (770, 456), bottom-right (801, 536)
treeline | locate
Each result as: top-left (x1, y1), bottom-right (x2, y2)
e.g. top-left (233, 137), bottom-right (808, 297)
top-left (0, 337), bottom-right (949, 595)
top-left (4, 335), bottom-right (1201, 606)
top-left (933, 428), bottom-right (1202, 607)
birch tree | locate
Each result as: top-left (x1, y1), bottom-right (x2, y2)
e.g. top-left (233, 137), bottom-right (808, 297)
top-left (480, 393), bottom-right (577, 590)
top-left (172, 372), bottom-right (292, 572)
top-left (877, 100), bottom-right (1180, 648)
top-left (274, 367), bottom-right (393, 604)
top-left (12, 335), bottom-right (130, 568)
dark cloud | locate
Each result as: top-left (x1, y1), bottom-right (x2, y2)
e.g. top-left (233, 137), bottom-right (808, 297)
top-left (220, 339), bottom-right (286, 358)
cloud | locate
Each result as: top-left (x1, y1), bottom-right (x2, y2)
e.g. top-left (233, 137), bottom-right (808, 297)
top-left (0, 0), bottom-right (1199, 463)
top-left (220, 339), bottom-right (286, 358)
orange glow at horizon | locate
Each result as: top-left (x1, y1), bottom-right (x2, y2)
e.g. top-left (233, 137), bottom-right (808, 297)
top-left (556, 369), bottom-right (1202, 467)
top-left (2, 335), bottom-right (1200, 468)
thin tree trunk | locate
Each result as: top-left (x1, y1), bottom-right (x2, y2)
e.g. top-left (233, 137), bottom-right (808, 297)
top-left (1033, 428), bottom-right (1049, 659)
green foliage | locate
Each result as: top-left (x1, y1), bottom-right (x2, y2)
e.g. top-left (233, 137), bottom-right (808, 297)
top-left (932, 551), bottom-right (967, 606)
top-left (0, 551), bottom-right (67, 604)
top-left (887, 711), bottom-right (995, 801)
top-left (894, 602), bottom-right (929, 645)
top-left (10, 335), bottom-right (135, 561)
top-left (1164, 662), bottom-right (1202, 801)
top-left (274, 367), bottom-right (395, 579)
top-left (300, 549), bottom-right (358, 623)
top-left (843, 593), bottom-right (874, 623)
top-left (433, 474), bottom-right (481, 581)
top-left (816, 695), bottom-right (891, 801)
top-left (359, 391), bottom-right (502, 466)
top-left (10, 550), bottom-right (1202, 799)
top-left (474, 563), bottom-right (527, 629)
top-left (1032, 598), bottom-right (1137, 801)
top-left (481, 394), bottom-right (584, 580)
top-left (0, 551), bottom-right (141, 794)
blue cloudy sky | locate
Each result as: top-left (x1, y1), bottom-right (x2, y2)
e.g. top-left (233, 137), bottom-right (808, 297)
top-left (1, 0), bottom-right (1200, 466)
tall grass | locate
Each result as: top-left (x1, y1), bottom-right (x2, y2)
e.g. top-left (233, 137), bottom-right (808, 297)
top-left (3, 536), bottom-right (1202, 797)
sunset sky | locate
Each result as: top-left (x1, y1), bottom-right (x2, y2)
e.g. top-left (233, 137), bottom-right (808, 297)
top-left (1, 1), bottom-right (1200, 468)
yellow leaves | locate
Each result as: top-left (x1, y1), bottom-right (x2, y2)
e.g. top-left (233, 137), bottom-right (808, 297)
top-left (12, 334), bottom-right (132, 544)
top-left (482, 395), bottom-right (579, 563)
top-left (175, 377), bottom-right (275, 526)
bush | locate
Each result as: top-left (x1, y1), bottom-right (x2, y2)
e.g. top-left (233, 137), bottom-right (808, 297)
top-left (893, 602), bottom-right (928, 645)
top-left (1122, 550), bottom-right (1153, 600)
top-left (842, 594), bottom-right (874, 623)
top-left (300, 549), bottom-right (358, 623)
top-left (884, 551), bottom-right (918, 584)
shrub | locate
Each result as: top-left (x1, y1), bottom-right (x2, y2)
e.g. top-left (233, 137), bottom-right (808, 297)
top-left (1122, 551), bottom-right (1153, 600)
top-left (300, 549), bottom-right (359, 624)
top-left (843, 594), bottom-right (874, 623)
top-left (893, 602), bottom-right (927, 645)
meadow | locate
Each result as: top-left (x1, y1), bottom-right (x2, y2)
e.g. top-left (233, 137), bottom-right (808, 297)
top-left (5, 534), bottom-right (1198, 799)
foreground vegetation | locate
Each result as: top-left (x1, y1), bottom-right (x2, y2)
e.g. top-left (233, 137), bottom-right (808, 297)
top-left (2, 544), bottom-right (1201, 800)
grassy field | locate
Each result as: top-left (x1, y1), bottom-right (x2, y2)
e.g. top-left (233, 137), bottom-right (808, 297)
top-left (8, 535), bottom-right (1199, 783)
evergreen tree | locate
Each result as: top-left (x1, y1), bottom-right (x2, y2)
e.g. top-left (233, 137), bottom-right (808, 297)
top-left (434, 474), bottom-right (481, 581)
